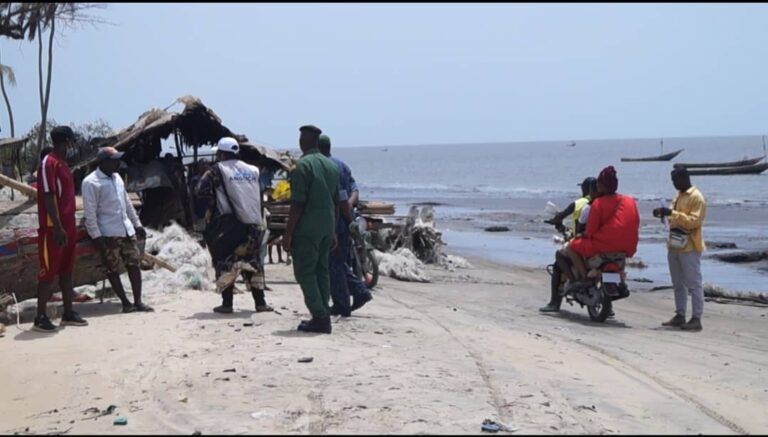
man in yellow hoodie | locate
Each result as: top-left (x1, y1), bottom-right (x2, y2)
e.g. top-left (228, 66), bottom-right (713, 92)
top-left (654, 167), bottom-right (706, 332)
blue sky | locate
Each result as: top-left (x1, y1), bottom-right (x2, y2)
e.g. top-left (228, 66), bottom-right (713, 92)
top-left (1, 3), bottom-right (767, 149)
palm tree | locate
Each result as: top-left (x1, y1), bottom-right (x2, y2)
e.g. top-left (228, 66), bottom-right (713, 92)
top-left (0, 3), bottom-right (107, 154)
top-left (0, 54), bottom-right (17, 138)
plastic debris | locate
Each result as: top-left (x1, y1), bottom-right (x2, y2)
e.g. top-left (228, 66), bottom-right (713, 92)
top-left (298, 357), bottom-right (314, 363)
top-left (481, 419), bottom-right (518, 433)
top-left (250, 411), bottom-right (274, 420)
top-left (113, 417), bottom-right (127, 426)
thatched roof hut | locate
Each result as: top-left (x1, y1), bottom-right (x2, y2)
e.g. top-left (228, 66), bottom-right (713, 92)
top-left (70, 96), bottom-right (290, 230)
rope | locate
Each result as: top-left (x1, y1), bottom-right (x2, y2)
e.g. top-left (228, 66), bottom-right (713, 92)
top-left (10, 290), bottom-right (25, 332)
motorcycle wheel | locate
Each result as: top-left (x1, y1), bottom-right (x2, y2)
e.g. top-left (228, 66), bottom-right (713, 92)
top-left (364, 249), bottom-right (379, 289)
top-left (587, 288), bottom-right (613, 322)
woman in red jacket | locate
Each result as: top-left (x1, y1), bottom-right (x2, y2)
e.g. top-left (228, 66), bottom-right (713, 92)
top-left (561, 166), bottom-right (640, 281)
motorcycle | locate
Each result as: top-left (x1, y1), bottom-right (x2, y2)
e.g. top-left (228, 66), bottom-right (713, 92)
top-left (349, 212), bottom-right (380, 289)
top-left (546, 221), bottom-right (631, 322)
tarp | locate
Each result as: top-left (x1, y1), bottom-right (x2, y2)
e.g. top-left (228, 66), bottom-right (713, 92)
top-left (126, 160), bottom-right (174, 192)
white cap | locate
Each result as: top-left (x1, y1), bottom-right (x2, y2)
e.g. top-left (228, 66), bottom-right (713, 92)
top-left (212, 137), bottom-right (240, 155)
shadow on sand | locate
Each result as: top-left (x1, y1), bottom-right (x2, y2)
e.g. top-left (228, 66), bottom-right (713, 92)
top-left (541, 308), bottom-right (632, 329)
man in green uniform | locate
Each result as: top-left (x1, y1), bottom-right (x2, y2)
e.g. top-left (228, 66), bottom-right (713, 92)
top-left (282, 125), bottom-right (341, 334)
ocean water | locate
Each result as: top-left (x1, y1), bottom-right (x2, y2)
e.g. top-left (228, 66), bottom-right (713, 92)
top-left (338, 136), bottom-right (768, 206)
top-left (334, 135), bottom-right (768, 293)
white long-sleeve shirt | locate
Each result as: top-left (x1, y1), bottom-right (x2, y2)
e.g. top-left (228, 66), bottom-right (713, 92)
top-left (82, 168), bottom-right (142, 239)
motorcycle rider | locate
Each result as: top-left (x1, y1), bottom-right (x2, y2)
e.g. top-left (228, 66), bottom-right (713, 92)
top-left (545, 176), bottom-right (598, 235)
top-left (558, 166), bottom-right (639, 284)
top-left (541, 177), bottom-right (598, 312)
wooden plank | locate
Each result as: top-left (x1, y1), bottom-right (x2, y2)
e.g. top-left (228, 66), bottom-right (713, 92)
top-left (142, 252), bottom-right (177, 273)
top-left (0, 173), bottom-right (36, 197)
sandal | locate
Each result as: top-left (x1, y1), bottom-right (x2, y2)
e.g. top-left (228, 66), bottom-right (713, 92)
top-left (255, 305), bottom-right (274, 313)
top-left (122, 305), bottom-right (136, 313)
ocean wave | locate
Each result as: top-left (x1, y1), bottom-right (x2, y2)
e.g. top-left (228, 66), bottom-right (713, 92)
top-left (361, 182), bottom-right (572, 198)
top-left (359, 183), bottom-right (766, 206)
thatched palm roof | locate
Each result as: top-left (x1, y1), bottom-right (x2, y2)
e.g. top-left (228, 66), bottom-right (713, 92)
top-left (74, 96), bottom-right (289, 171)
top-left (0, 137), bottom-right (27, 150)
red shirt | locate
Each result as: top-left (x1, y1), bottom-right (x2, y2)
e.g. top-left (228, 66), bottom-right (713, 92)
top-left (37, 151), bottom-right (77, 232)
top-left (584, 193), bottom-right (640, 257)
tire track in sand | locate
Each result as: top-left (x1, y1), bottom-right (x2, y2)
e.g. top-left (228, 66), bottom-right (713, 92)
top-left (386, 294), bottom-right (510, 422)
top-left (567, 337), bottom-right (749, 435)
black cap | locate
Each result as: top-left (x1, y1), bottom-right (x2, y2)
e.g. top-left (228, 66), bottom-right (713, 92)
top-left (50, 126), bottom-right (75, 144)
top-left (299, 125), bottom-right (322, 136)
top-left (578, 176), bottom-right (597, 187)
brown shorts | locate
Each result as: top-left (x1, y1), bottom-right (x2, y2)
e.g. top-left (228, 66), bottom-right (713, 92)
top-left (98, 236), bottom-right (141, 275)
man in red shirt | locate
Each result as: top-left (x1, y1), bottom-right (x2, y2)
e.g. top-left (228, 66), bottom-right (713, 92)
top-left (33, 126), bottom-right (88, 332)
top-left (561, 166), bottom-right (640, 281)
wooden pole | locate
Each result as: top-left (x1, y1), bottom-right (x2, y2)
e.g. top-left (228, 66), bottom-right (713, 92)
top-left (143, 252), bottom-right (177, 273)
top-left (0, 172), bottom-right (35, 197)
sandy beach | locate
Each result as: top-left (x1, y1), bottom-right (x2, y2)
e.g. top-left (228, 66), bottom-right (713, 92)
top-left (1, 255), bottom-right (766, 435)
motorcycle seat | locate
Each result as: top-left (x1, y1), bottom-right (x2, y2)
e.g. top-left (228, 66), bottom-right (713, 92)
top-left (587, 252), bottom-right (627, 269)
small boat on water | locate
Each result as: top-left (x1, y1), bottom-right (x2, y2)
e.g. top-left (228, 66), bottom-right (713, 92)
top-left (686, 162), bottom-right (768, 176)
top-left (621, 148), bottom-right (684, 162)
top-left (674, 156), bottom-right (765, 169)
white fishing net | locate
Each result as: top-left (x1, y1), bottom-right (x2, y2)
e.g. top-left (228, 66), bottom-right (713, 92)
top-left (374, 248), bottom-right (431, 283)
top-left (142, 223), bottom-right (215, 292)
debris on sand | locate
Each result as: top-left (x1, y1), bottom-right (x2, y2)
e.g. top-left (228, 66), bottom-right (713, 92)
top-left (711, 251), bottom-right (767, 264)
top-left (481, 419), bottom-right (518, 433)
top-left (707, 241), bottom-right (738, 250)
top-left (375, 249), bottom-right (431, 283)
top-left (625, 258), bottom-right (647, 269)
top-left (703, 283), bottom-right (768, 305)
top-left (484, 226), bottom-right (510, 232)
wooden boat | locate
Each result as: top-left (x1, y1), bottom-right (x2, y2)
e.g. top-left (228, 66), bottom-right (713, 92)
top-left (0, 227), bottom-right (146, 309)
top-left (621, 148), bottom-right (684, 162)
top-left (674, 156), bottom-right (765, 169)
top-left (686, 162), bottom-right (768, 176)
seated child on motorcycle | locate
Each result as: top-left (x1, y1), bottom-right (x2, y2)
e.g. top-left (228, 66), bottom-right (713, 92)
top-left (557, 166), bottom-right (640, 283)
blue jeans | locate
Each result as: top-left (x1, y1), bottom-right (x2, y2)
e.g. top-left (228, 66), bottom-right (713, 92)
top-left (329, 230), bottom-right (370, 314)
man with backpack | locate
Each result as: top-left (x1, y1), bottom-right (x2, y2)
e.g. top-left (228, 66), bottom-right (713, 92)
top-left (195, 137), bottom-right (273, 314)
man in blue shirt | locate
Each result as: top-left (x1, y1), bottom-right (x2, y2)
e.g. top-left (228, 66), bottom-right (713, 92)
top-left (319, 134), bottom-right (373, 317)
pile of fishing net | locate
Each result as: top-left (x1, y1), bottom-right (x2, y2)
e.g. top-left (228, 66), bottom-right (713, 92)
top-left (371, 206), bottom-right (472, 282)
top-left (142, 223), bottom-right (214, 291)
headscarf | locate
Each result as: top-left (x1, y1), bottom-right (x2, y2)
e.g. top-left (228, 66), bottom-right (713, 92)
top-left (598, 166), bottom-right (618, 194)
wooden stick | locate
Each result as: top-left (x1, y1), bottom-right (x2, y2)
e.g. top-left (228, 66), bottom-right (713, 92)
top-left (142, 252), bottom-right (177, 273)
top-left (0, 173), bottom-right (36, 197)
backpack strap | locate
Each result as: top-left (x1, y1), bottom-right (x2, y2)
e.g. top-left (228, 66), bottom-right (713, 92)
top-left (213, 163), bottom-right (239, 218)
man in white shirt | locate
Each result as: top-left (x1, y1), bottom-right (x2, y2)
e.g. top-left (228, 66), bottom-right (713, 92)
top-left (82, 147), bottom-right (152, 313)
top-left (195, 137), bottom-right (273, 314)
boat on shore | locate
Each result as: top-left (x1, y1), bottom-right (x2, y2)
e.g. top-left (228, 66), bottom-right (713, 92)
top-left (686, 162), bottom-right (768, 176)
top-left (621, 148), bottom-right (684, 162)
top-left (674, 156), bottom-right (765, 169)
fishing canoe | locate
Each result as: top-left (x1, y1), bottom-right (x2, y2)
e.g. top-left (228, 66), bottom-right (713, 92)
top-left (674, 156), bottom-right (765, 169)
top-left (620, 148), bottom-right (684, 162)
top-left (0, 227), bottom-right (146, 309)
top-left (686, 162), bottom-right (768, 176)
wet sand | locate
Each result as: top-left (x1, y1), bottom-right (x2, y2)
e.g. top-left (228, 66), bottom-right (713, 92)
top-left (1, 258), bottom-right (767, 434)
top-left (388, 195), bottom-right (768, 294)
